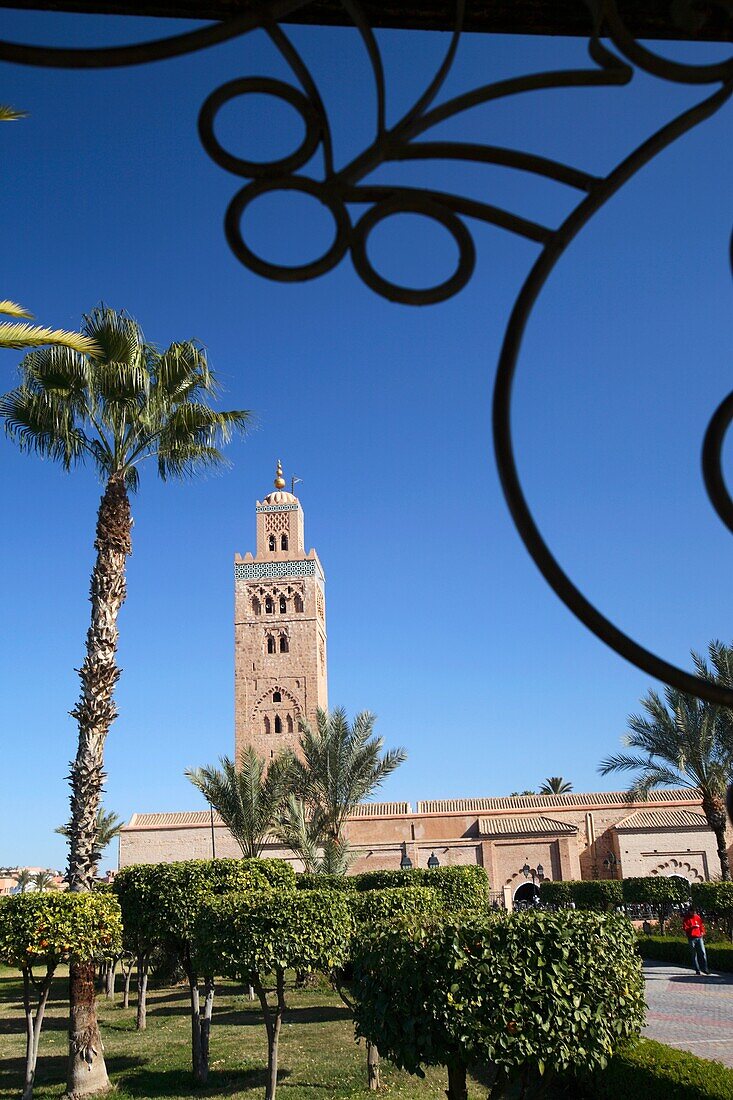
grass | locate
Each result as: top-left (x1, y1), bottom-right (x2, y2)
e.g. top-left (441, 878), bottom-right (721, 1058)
top-left (0, 965), bottom-right (477, 1098)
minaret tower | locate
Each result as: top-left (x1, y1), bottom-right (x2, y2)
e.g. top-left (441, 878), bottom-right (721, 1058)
top-left (234, 462), bottom-right (327, 761)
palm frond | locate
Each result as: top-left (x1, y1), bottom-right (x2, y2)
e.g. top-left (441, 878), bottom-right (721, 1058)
top-left (0, 106), bottom-right (28, 122)
top-left (0, 321), bottom-right (101, 355)
top-left (0, 300), bottom-right (32, 319)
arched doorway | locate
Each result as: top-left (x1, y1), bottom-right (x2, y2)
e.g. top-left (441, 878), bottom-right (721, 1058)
top-left (513, 882), bottom-right (540, 910)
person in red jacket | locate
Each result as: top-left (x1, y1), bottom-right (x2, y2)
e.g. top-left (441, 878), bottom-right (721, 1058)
top-left (683, 907), bottom-right (709, 975)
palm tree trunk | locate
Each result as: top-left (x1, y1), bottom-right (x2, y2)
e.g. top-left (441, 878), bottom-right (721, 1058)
top-left (66, 474), bottom-right (131, 1097)
top-left (702, 793), bottom-right (731, 881)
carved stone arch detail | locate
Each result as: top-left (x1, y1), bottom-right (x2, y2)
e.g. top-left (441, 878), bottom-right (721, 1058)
top-left (649, 857), bottom-right (703, 882)
top-left (250, 684), bottom-right (301, 721)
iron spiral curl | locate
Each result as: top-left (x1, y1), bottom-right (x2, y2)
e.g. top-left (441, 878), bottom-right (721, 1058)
top-left (0, 0), bottom-right (732, 714)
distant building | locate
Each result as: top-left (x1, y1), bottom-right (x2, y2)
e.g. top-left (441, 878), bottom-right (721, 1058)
top-left (120, 466), bottom-right (733, 903)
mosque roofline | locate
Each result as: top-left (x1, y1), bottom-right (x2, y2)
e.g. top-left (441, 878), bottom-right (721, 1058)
top-left (122, 789), bottom-right (702, 831)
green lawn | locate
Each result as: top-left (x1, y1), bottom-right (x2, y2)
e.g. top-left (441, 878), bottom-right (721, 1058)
top-left (0, 965), bottom-right (477, 1098)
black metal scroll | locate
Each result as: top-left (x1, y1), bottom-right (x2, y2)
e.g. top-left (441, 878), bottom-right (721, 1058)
top-left (0, 0), bottom-right (731, 707)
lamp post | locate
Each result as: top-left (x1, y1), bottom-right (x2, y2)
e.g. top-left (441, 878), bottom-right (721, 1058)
top-left (427, 851), bottom-right (440, 869)
top-left (400, 844), bottom-right (412, 870)
top-left (209, 802), bottom-right (217, 859)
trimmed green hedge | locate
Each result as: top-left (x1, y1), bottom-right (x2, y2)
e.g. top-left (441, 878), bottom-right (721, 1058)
top-left (692, 881), bottom-right (733, 917)
top-left (353, 866), bottom-right (490, 911)
top-left (296, 873), bottom-right (357, 892)
top-left (637, 935), bottom-right (733, 973)
top-left (539, 879), bottom-right (622, 910)
top-left (576, 1038), bottom-right (733, 1099)
top-left (348, 886), bottom-right (440, 925)
top-left (623, 876), bottom-right (691, 907)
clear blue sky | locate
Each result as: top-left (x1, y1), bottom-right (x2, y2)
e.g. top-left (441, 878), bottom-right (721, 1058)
top-left (1, 11), bottom-right (731, 871)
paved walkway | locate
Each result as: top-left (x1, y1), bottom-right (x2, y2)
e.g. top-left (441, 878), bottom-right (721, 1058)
top-left (643, 960), bottom-right (733, 1067)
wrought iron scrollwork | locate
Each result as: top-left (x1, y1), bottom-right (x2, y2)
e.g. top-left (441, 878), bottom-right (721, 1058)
top-left (0, 0), bottom-right (732, 707)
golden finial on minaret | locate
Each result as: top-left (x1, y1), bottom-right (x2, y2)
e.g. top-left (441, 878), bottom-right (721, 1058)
top-left (274, 460), bottom-right (286, 490)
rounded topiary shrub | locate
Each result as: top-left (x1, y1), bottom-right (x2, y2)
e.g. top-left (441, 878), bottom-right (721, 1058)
top-left (352, 910), bottom-right (645, 1099)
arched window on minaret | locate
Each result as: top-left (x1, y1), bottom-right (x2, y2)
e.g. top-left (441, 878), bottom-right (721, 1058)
top-left (286, 714), bottom-right (294, 734)
top-left (274, 715), bottom-right (282, 734)
top-left (265, 596), bottom-right (274, 614)
top-left (281, 534), bottom-right (288, 551)
top-left (279, 634), bottom-right (289, 653)
top-left (268, 534), bottom-right (276, 552)
top-left (273, 691), bottom-right (281, 703)
top-left (294, 593), bottom-right (304, 614)
top-left (267, 635), bottom-right (276, 654)
top-left (251, 596), bottom-right (261, 616)
top-left (279, 596), bottom-right (287, 614)
top-left (264, 716), bottom-right (271, 736)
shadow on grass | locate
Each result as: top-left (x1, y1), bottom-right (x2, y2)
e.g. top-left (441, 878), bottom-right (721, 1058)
top-left (0, 1013), bottom-right (68, 1035)
top-left (212, 1004), bottom-right (350, 1028)
top-left (0, 1054), bottom-right (145, 1094)
top-left (113, 1064), bottom-right (290, 1097)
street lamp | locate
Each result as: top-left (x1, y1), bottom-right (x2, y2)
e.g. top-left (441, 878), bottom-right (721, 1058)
top-left (427, 851), bottom-right (440, 869)
top-left (400, 844), bottom-right (413, 870)
top-left (522, 862), bottom-right (545, 884)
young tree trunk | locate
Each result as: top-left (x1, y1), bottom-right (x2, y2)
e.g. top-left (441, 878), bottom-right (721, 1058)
top-left (185, 965), bottom-right (213, 1085)
top-left (122, 957), bottom-right (133, 1010)
top-left (22, 967), bottom-right (54, 1100)
top-left (366, 1041), bottom-right (380, 1091)
top-left (66, 475), bottom-right (131, 1097)
top-left (135, 958), bottom-right (148, 1031)
top-left (200, 977), bottom-right (215, 1076)
top-left (105, 959), bottom-right (117, 1001)
top-left (254, 971), bottom-right (286, 1100)
top-left (446, 1061), bottom-right (468, 1100)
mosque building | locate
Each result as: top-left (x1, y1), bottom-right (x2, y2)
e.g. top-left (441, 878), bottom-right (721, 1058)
top-left (119, 465), bottom-right (731, 906)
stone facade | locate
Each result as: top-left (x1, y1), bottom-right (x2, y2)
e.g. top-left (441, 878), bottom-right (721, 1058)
top-left (234, 462), bottom-right (327, 762)
top-left (120, 467), bottom-right (733, 894)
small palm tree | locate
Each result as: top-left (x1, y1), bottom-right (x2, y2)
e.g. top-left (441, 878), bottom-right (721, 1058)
top-left (539, 777), bottom-right (573, 795)
top-left (185, 748), bottom-right (293, 858)
top-left (275, 794), bottom-right (351, 874)
top-left (32, 871), bottom-right (56, 892)
top-left (13, 868), bottom-right (34, 893)
top-left (0, 300), bottom-right (100, 356)
top-left (599, 682), bottom-right (733, 880)
top-left (284, 707), bottom-right (406, 870)
top-left (57, 807), bottom-right (124, 865)
top-left (1, 305), bottom-right (250, 1097)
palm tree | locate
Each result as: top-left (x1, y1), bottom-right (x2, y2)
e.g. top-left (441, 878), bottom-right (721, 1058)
top-left (185, 748), bottom-right (293, 858)
top-left (13, 868), bottom-right (34, 894)
top-left (1, 305), bottom-right (250, 1096)
top-left (599, 683), bottom-right (733, 880)
top-left (32, 871), bottom-right (56, 892)
top-left (56, 807), bottom-right (124, 865)
top-left (0, 300), bottom-right (100, 356)
top-left (539, 777), bottom-right (573, 795)
top-left (284, 707), bottom-right (406, 870)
